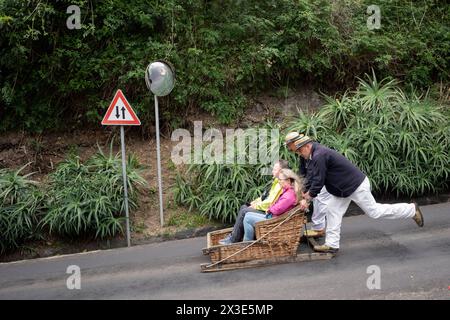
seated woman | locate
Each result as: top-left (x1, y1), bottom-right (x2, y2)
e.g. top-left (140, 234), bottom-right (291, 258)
top-left (219, 160), bottom-right (290, 245)
top-left (242, 168), bottom-right (303, 241)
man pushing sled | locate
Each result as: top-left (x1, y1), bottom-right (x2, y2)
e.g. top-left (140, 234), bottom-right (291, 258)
top-left (285, 132), bottom-right (424, 254)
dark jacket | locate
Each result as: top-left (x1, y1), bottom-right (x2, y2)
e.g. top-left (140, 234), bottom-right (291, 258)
top-left (298, 157), bottom-right (312, 192)
top-left (306, 142), bottom-right (366, 198)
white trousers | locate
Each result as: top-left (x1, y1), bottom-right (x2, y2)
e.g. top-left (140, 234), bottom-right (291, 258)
top-left (324, 177), bottom-right (415, 248)
top-left (311, 186), bottom-right (330, 231)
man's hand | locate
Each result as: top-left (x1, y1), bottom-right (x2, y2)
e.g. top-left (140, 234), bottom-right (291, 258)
top-left (302, 191), bottom-right (312, 201)
top-left (300, 199), bottom-right (310, 211)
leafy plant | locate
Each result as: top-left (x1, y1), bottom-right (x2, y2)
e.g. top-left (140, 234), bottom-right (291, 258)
top-left (289, 72), bottom-right (450, 197)
top-left (166, 211), bottom-right (209, 228)
top-left (0, 164), bottom-right (45, 253)
top-left (40, 144), bottom-right (148, 238)
top-left (174, 72), bottom-right (449, 222)
top-left (172, 120), bottom-right (307, 222)
top-left (1, 0), bottom-right (448, 132)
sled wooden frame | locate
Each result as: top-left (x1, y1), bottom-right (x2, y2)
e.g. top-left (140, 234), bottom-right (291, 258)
top-left (201, 206), bottom-right (335, 272)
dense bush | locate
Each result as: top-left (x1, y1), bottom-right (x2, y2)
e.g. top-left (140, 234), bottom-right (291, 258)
top-left (174, 74), bottom-right (449, 222)
top-left (0, 164), bottom-right (45, 253)
top-left (173, 122), bottom-right (298, 223)
top-left (40, 146), bottom-right (147, 238)
top-left (0, 146), bottom-right (147, 253)
top-left (1, 0), bottom-right (448, 131)
top-left (289, 72), bottom-right (450, 197)
top-left (174, 163), bottom-right (267, 223)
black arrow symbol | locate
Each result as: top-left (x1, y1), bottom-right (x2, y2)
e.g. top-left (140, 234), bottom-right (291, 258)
top-left (121, 107), bottom-right (126, 119)
top-left (115, 106), bottom-right (120, 119)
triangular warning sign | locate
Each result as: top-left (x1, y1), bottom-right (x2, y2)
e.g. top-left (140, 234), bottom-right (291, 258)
top-left (101, 89), bottom-right (141, 126)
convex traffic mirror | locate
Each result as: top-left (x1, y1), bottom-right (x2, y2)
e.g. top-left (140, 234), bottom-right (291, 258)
top-left (145, 61), bottom-right (175, 97)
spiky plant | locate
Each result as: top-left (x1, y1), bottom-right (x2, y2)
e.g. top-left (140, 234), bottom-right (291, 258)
top-left (0, 164), bottom-right (45, 253)
top-left (173, 73), bottom-right (449, 220)
top-left (41, 144), bottom-right (147, 239)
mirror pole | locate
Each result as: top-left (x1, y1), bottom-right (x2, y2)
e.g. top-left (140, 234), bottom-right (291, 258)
top-left (154, 95), bottom-right (164, 227)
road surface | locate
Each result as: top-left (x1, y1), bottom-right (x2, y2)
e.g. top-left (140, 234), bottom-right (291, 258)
top-left (0, 202), bottom-right (449, 299)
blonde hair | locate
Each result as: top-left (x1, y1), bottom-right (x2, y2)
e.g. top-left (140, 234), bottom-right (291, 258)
top-left (278, 168), bottom-right (303, 204)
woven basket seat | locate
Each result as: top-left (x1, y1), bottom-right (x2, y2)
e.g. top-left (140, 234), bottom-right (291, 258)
top-left (202, 206), bottom-right (305, 266)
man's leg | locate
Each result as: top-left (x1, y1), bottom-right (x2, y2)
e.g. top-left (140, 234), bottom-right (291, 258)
top-left (243, 211), bottom-right (266, 241)
top-left (322, 194), bottom-right (351, 249)
top-left (350, 177), bottom-right (415, 220)
top-left (311, 186), bottom-right (330, 231)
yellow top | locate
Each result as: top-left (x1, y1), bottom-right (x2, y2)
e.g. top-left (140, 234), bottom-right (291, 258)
top-left (253, 178), bottom-right (282, 212)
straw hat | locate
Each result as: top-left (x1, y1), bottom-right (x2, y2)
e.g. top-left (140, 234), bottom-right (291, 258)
top-left (284, 132), bottom-right (313, 150)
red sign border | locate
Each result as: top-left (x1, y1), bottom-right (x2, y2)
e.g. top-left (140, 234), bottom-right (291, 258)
top-left (101, 89), bottom-right (141, 126)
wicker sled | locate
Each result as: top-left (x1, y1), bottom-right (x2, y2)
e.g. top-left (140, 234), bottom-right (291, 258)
top-left (201, 206), bottom-right (334, 272)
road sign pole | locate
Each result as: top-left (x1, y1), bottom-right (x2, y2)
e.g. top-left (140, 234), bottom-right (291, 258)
top-left (120, 125), bottom-right (131, 247)
top-left (102, 89), bottom-right (140, 248)
top-left (154, 95), bottom-right (164, 227)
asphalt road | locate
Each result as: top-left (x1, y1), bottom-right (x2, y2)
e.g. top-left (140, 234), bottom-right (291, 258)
top-left (0, 202), bottom-right (449, 300)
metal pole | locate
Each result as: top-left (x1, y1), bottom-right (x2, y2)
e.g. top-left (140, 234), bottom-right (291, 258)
top-left (154, 95), bottom-right (164, 226)
top-left (120, 125), bottom-right (131, 247)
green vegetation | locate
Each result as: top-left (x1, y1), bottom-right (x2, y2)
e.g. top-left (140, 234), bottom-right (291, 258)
top-left (1, 0), bottom-right (448, 131)
top-left (289, 72), bottom-right (450, 197)
top-left (173, 124), bottom-right (295, 223)
top-left (0, 146), bottom-right (147, 253)
top-left (41, 145), bottom-right (147, 238)
top-left (174, 163), bottom-right (267, 223)
top-left (175, 74), bottom-right (449, 222)
top-left (0, 164), bottom-right (45, 253)
top-left (0, 0), bottom-right (449, 252)
top-left (166, 211), bottom-right (209, 229)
